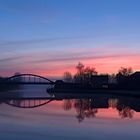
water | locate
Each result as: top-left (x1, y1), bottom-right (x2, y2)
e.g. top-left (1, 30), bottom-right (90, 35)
top-left (0, 85), bottom-right (140, 140)
top-left (1, 85), bottom-right (53, 98)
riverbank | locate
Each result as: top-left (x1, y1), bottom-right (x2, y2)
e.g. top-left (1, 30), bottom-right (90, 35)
top-left (48, 89), bottom-right (140, 98)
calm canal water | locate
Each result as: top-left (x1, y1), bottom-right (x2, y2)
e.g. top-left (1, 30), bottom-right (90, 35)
top-left (0, 85), bottom-right (140, 140)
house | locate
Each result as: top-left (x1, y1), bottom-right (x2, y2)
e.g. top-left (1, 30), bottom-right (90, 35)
top-left (90, 75), bottom-right (109, 88)
top-left (129, 71), bottom-right (140, 90)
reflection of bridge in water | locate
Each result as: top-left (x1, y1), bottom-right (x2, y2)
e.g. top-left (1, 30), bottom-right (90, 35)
top-left (5, 74), bottom-right (55, 85)
top-left (4, 99), bottom-right (54, 108)
top-left (1, 96), bottom-right (140, 121)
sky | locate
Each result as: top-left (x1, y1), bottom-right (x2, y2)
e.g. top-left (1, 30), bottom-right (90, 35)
top-left (0, 0), bottom-right (140, 77)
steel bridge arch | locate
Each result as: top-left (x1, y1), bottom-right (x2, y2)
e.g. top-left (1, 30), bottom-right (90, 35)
top-left (6, 74), bottom-right (54, 84)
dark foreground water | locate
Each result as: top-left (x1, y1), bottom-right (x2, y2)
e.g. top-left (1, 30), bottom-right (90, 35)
top-left (0, 85), bottom-right (140, 140)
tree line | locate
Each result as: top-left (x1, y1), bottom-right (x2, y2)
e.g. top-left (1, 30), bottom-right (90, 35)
top-left (63, 62), bottom-right (134, 85)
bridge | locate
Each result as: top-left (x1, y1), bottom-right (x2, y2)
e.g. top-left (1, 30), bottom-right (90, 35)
top-left (3, 74), bottom-right (55, 85)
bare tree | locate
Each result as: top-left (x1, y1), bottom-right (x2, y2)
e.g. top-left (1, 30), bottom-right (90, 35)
top-left (116, 67), bottom-right (133, 87)
top-left (74, 62), bottom-right (97, 83)
top-left (84, 66), bottom-right (97, 76)
top-left (117, 67), bottom-right (133, 76)
top-left (76, 62), bottom-right (84, 74)
top-left (63, 71), bottom-right (73, 82)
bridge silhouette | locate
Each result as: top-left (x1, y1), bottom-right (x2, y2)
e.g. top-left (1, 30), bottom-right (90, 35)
top-left (4, 74), bottom-right (55, 85)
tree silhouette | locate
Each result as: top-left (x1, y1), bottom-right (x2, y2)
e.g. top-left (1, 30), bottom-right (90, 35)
top-left (74, 62), bottom-right (97, 84)
top-left (116, 67), bottom-right (133, 89)
top-left (76, 62), bottom-right (84, 74)
top-left (118, 107), bottom-right (134, 119)
top-left (74, 62), bottom-right (85, 83)
top-left (84, 66), bottom-right (97, 76)
top-left (63, 71), bottom-right (73, 82)
top-left (117, 67), bottom-right (133, 76)
top-left (74, 99), bottom-right (98, 122)
top-left (63, 100), bottom-right (73, 111)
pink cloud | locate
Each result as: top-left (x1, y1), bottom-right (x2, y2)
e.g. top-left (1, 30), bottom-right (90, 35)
top-left (0, 45), bottom-right (140, 77)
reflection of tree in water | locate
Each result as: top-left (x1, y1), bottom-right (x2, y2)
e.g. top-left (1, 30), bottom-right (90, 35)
top-left (117, 104), bottom-right (134, 119)
top-left (109, 98), bottom-right (134, 119)
top-left (63, 99), bottom-right (98, 122)
top-left (63, 99), bottom-right (73, 111)
top-left (118, 107), bottom-right (134, 118)
top-left (74, 99), bottom-right (98, 122)
top-left (63, 98), bottom-right (137, 121)
top-left (118, 98), bottom-right (136, 119)
top-left (108, 99), bottom-right (118, 109)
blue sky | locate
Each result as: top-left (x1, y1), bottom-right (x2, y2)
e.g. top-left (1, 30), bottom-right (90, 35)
top-left (0, 0), bottom-right (140, 76)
